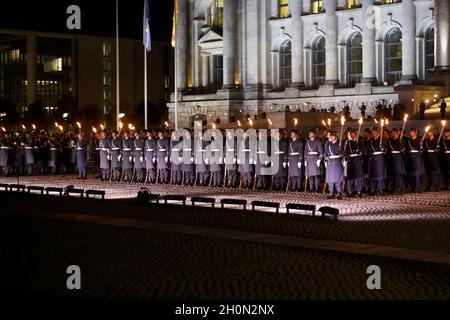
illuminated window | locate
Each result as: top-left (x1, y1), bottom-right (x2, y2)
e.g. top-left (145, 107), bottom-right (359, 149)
top-left (279, 0), bottom-right (289, 18)
top-left (346, 0), bottom-right (360, 9)
top-left (385, 28), bottom-right (402, 85)
top-left (312, 36), bottom-right (326, 87)
top-left (208, 0), bottom-right (224, 27)
top-left (311, 0), bottom-right (323, 14)
top-left (280, 40), bottom-right (292, 88)
top-left (347, 33), bottom-right (362, 86)
top-left (44, 58), bottom-right (63, 72)
top-left (384, 0), bottom-right (400, 3)
top-left (425, 28), bottom-right (435, 74)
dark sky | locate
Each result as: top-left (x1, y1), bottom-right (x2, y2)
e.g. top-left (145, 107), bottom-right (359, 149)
top-left (0, 0), bottom-right (173, 42)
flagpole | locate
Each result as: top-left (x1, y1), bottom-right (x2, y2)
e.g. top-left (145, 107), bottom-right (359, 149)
top-left (175, 39), bottom-right (178, 130)
top-left (116, 0), bottom-right (120, 130)
top-left (144, 47), bottom-right (148, 130)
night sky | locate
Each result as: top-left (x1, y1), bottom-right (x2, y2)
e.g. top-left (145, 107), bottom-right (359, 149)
top-left (0, 0), bottom-right (173, 42)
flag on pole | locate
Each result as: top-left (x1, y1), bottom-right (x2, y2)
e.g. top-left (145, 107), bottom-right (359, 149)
top-left (143, 0), bottom-right (151, 52)
top-left (171, 0), bottom-right (179, 48)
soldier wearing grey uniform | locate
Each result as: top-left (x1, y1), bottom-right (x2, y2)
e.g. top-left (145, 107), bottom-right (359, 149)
top-left (181, 130), bottom-right (194, 185)
top-left (121, 131), bottom-right (133, 182)
top-left (208, 131), bottom-right (223, 187)
top-left (156, 130), bottom-right (170, 184)
top-left (324, 131), bottom-right (344, 199)
top-left (194, 131), bottom-right (209, 186)
top-left (287, 130), bottom-right (304, 191)
top-left (145, 131), bottom-right (157, 183)
top-left (99, 131), bottom-right (111, 181)
top-left (304, 130), bottom-right (324, 193)
top-left (224, 131), bottom-right (238, 188)
top-left (75, 133), bottom-right (87, 179)
top-left (133, 132), bottom-right (145, 182)
top-left (110, 131), bottom-right (122, 181)
top-left (170, 131), bottom-right (182, 185)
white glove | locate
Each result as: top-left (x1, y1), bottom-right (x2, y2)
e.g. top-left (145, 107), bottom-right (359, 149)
top-left (233, 158), bottom-right (237, 164)
top-left (316, 160), bottom-right (321, 167)
top-left (343, 160), bottom-right (347, 168)
top-left (205, 158), bottom-right (209, 165)
top-left (283, 162), bottom-right (287, 169)
top-left (237, 158), bottom-right (241, 165)
top-left (304, 161), bottom-right (307, 167)
top-left (264, 160), bottom-right (269, 166)
top-left (250, 159), bottom-right (254, 165)
top-left (140, 157), bottom-right (143, 163)
top-left (297, 162), bottom-right (302, 169)
top-left (107, 155), bottom-right (110, 161)
top-left (325, 162), bottom-right (328, 169)
top-left (165, 157), bottom-right (169, 163)
top-left (129, 156), bottom-right (132, 162)
top-left (287, 162), bottom-right (290, 168)
top-left (219, 157), bottom-right (223, 164)
top-left (179, 157), bottom-right (183, 163)
top-left (191, 157), bottom-right (194, 163)
top-left (118, 155), bottom-right (122, 161)
top-left (152, 158), bottom-right (156, 164)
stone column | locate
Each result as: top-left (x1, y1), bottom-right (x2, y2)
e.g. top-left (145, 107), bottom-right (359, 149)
top-left (202, 53), bottom-right (210, 88)
top-left (324, 0), bottom-right (339, 85)
top-left (223, 0), bottom-right (237, 89)
top-left (435, 0), bottom-right (450, 71)
top-left (361, 0), bottom-right (376, 83)
top-left (245, 0), bottom-right (259, 89)
top-left (290, 0), bottom-right (304, 87)
top-left (401, 0), bottom-right (417, 82)
top-left (176, 0), bottom-right (188, 90)
top-left (26, 33), bottom-right (37, 106)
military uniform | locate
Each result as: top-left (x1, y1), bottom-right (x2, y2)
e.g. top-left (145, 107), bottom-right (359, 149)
top-left (99, 136), bottom-right (111, 181)
top-left (304, 137), bottom-right (323, 192)
top-left (441, 134), bottom-right (450, 189)
top-left (344, 136), bottom-right (364, 196)
top-left (287, 137), bottom-right (304, 191)
top-left (367, 132), bottom-right (386, 194)
top-left (121, 136), bottom-right (134, 182)
top-left (194, 137), bottom-right (209, 186)
top-left (181, 136), bottom-right (194, 185)
top-left (24, 137), bottom-right (34, 176)
top-left (386, 135), bottom-right (406, 194)
top-left (324, 138), bottom-right (344, 199)
top-left (110, 136), bottom-right (122, 181)
top-left (255, 135), bottom-right (270, 190)
top-left (208, 137), bottom-right (223, 187)
top-left (272, 136), bottom-right (288, 191)
top-left (170, 138), bottom-right (182, 185)
top-left (0, 136), bottom-right (12, 176)
top-left (423, 136), bottom-right (441, 191)
top-left (75, 136), bottom-right (87, 179)
top-left (48, 137), bottom-right (60, 175)
top-left (224, 135), bottom-right (238, 188)
top-left (144, 136), bottom-right (157, 183)
top-left (238, 136), bottom-right (253, 188)
top-left (156, 136), bottom-right (170, 184)
top-left (405, 135), bottom-right (425, 193)
top-left (133, 136), bottom-right (145, 182)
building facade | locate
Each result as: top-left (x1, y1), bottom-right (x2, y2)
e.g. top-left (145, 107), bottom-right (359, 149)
top-left (0, 29), bottom-right (171, 124)
top-left (168, 0), bottom-right (450, 128)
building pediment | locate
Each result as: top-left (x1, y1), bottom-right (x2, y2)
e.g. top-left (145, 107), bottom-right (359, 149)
top-left (198, 28), bottom-right (223, 44)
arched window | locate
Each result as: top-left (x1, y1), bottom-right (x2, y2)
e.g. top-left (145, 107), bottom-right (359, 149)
top-left (385, 28), bottom-right (402, 85)
top-left (425, 28), bottom-right (435, 74)
top-left (279, 0), bottom-right (289, 18)
top-left (347, 33), bottom-right (362, 86)
top-left (280, 40), bottom-right (292, 88)
top-left (311, 0), bottom-right (323, 14)
top-left (312, 36), bottom-right (326, 87)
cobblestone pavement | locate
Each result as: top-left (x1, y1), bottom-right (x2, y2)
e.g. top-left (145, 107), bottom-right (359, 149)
top-left (2, 176), bottom-right (450, 223)
top-left (2, 214), bottom-right (450, 300)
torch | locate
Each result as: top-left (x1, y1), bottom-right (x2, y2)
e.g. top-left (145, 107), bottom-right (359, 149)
top-left (357, 117), bottom-right (363, 139)
top-left (400, 114), bottom-right (408, 140)
top-left (421, 126), bottom-right (431, 146)
top-left (380, 119), bottom-right (385, 148)
top-left (438, 120), bottom-right (447, 144)
top-left (268, 118), bottom-right (273, 127)
top-left (322, 120), bottom-right (327, 128)
top-left (21, 124), bottom-right (26, 130)
top-left (92, 127), bottom-right (97, 134)
top-left (32, 124), bottom-right (36, 130)
top-left (294, 118), bottom-right (299, 129)
top-left (339, 116), bottom-right (345, 148)
top-left (76, 122), bottom-right (82, 133)
top-left (1, 127), bottom-right (6, 132)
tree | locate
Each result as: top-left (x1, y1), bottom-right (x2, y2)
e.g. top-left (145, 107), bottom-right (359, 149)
top-left (0, 98), bottom-right (20, 125)
top-left (24, 101), bottom-right (46, 125)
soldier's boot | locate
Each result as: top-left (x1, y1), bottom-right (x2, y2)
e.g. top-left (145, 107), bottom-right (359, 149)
top-left (327, 193), bottom-right (336, 199)
top-left (336, 193), bottom-right (343, 200)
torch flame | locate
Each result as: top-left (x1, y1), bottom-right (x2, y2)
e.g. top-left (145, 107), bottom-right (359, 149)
top-left (55, 122), bottom-right (59, 128)
top-left (359, 118), bottom-right (363, 125)
top-left (21, 124), bottom-right (26, 130)
top-left (404, 114), bottom-right (409, 122)
top-left (327, 119), bottom-right (331, 127)
top-left (249, 119), bottom-right (254, 127)
top-left (322, 120), bottom-right (327, 127)
top-left (294, 118), bottom-right (299, 127)
top-left (76, 122), bottom-right (81, 129)
top-left (32, 124), bottom-right (36, 130)
top-left (268, 118), bottom-right (273, 126)
top-left (237, 120), bottom-right (242, 127)
top-left (59, 126), bottom-right (64, 132)
top-left (425, 126), bottom-right (431, 133)
top-left (340, 116), bottom-right (345, 126)
top-left (1, 127), bottom-right (6, 132)
top-left (442, 120), bottom-right (447, 126)
top-left (92, 127), bottom-right (97, 133)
